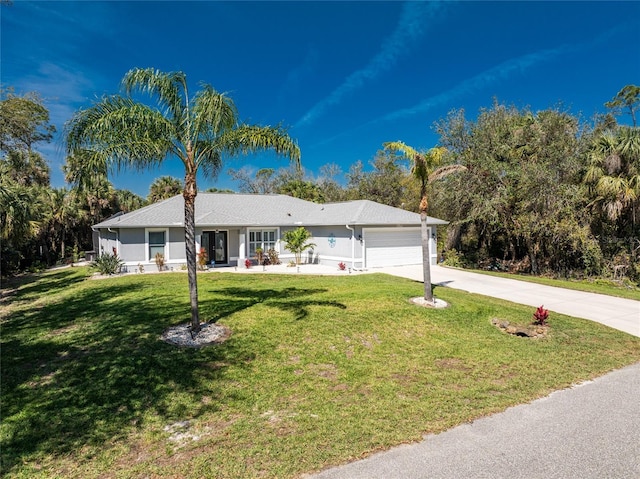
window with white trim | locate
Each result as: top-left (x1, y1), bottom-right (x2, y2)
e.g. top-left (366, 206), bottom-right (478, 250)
top-left (249, 229), bottom-right (277, 257)
top-left (147, 229), bottom-right (167, 261)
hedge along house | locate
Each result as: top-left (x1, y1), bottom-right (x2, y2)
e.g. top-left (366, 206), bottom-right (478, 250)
top-left (92, 193), bottom-right (448, 272)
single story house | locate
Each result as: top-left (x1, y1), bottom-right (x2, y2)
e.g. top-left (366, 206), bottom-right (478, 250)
top-left (92, 193), bottom-right (448, 272)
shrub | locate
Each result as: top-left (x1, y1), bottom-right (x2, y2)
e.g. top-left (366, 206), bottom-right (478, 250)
top-left (155, 252), bottom-right (165, 271)
top-left (532, 305), bottom-right (549, 326)
top-left (255, 247), bottom-right (264, 265)
top-left (338, 262), bottom-right (346, 271)
top-left (92, 253), bottom-right (123, 275)
top-left (442, 249), bottom-right (465, 268)
top-left (267, 248), bottom-right (280, 265)
top-left (197, 247), bottom-right (208, 270)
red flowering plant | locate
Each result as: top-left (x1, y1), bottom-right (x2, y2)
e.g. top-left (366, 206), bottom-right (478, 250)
top-left (197, 247), bottom-right (208, 270)
top-left (532, 305), bottom-right (549, 326)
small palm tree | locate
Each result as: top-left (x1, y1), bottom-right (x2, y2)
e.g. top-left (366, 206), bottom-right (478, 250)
top-left (66, 68), bottom-right (300, 334)
top-left (283, 227), bottom-right (316, 265)
top-left (383, 141), bottom-right (466, 304)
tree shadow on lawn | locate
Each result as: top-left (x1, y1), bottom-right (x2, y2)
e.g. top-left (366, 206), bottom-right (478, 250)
top-left (0, 281), bottom-right (253, 474)
top-left (1, 268), bottom-right (88, 305)
top-left (1, 277), bottom-right (348, 474)
top-left (199, 286), bottom-right (347, 322)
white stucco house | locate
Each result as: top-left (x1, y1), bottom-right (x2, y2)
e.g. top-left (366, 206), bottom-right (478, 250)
top-left (92, 193), bottom-right (447, 272)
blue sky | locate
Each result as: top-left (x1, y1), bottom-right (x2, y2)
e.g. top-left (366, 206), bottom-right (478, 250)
top-left (2, 1), bottom-right (639, 197)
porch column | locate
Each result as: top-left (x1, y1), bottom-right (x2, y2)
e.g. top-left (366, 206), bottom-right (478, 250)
top-left (239, 229), bottom-right (246, 260)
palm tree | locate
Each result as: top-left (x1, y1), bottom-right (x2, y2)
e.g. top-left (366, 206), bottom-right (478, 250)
top-left (383, 141), bottom-right (465, 304)
top-left (282, 227), bottom-right (316, 264)
top-left (584, 126), bottom-right (640, 224)
top-left (147, 175), bottom-right (183, 203)
top-left (66, 68), bottom-right (300, 334)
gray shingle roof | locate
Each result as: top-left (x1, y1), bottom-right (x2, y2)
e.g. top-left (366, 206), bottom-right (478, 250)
top-left (93, 194), bottom-right (448, 228)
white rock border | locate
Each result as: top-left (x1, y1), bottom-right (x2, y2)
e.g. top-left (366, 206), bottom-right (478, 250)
top-left (410, 297), bottom-right (449, 308)
top-left (161, 322), bottom-right (231, 348)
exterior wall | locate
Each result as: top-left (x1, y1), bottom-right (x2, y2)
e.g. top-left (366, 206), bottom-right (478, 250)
top-left (97, 229), bottom-right (119, 257)
top-left (97, 222), bottom-right (439, 272)
top-left (227, 228), bottom-right (240, 265)
top-left (119, 228), bottom-right (145, 262)
top-left (168, 228), bottom-right (186, 261)
top-left (281, 225), bottom-right (365, 269)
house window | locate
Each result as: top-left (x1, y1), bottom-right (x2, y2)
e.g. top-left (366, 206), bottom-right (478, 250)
top-left (249, 229), bottom-right (277, 257)
top-left (147, 230), bottom-right (167, 261)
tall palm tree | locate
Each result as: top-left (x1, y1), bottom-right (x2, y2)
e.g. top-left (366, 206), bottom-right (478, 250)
top-left (66, 68), bottom-right (300, 334)
top-left (383, 141), bottom-right (465, 304)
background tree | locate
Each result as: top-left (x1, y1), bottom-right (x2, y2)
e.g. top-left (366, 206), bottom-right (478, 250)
top-left (605, 85), bottom-right (639, 127)
top-left (433, 102), bottom-right (597, 276)
top-left (228, 167), bottom-right (278, 194)
top-left (317, 163), bottom-right (349, 202)
top-left (0, 89), bottom-right (55, 153)
top-left (383, 141), bottom-right (465, 303)
top-left (345, 150), bottom-right (409, 207)
top-left (282, 227), bottom-right (316, 265)
top-left (147, 175), bottom-right (183, 203)
top-left (0, 90), bottom-right (55, 273)
top-left (66, 68), bottom-right (300, 334)
top-left (115, 189), bottom-right (147, 213)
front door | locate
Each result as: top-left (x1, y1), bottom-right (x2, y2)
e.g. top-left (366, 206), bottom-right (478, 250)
top-left (206, 231), bottom-right (227, 265)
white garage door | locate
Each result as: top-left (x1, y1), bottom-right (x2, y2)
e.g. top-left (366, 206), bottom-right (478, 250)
top-left (364, 228), bottom-right (425, 268)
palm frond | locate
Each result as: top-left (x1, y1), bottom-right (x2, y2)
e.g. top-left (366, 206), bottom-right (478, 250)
top-left (66, 95), bottom-right (176, 169)
top-left (213, 124), bottom-right (301, 164)
top-left (617, 126), bottom-right (640, 158)
top-left (121, 68), bottom-right (186, 123)
top-left (428, 163), bottom-right (467, 182)
top-left (192, 85), bottom-right (238, 140)
top-left (383, 141), bottom-right (418, 160)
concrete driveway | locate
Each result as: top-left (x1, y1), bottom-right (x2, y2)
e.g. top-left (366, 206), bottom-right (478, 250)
top-left (378, 265), bottom-right (640, 338)
top-left (304, 266), bottom-right (640, 479)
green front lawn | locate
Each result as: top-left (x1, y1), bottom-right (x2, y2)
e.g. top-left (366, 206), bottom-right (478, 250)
top-left (2, 268), bottom-right (639, 478)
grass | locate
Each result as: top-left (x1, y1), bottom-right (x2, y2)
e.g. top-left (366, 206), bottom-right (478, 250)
top-left (463, 268), bottom-right (640, 301)
top-left (2, 267), bottom-right (639, 478)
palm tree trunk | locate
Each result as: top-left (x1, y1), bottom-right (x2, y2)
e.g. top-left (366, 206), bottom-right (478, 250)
top-left (419, 194), bottom-right (434, 303)
top-left (421, 211), bottom-right (434, 303)
top-left (184, 169), bottom-right (200, 334)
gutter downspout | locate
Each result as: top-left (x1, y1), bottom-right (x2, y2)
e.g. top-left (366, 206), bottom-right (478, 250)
top-left (345, 225), bottom-right (356, 271)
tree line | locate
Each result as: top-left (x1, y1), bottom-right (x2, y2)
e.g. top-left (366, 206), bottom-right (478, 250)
top-left (2, 84), bottom-right (638, 283)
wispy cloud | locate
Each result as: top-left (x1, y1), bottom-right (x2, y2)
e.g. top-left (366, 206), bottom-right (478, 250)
top-left (381, 44), bottom-right (577, 123)
top-left (296, 1), bottom-right (447, 128)
top-left (376, 22), bottom-right (636, 124)
top-left (277, 47), bottom-right (319, 110)
top-left (311, 43), bottom-right (582, 149)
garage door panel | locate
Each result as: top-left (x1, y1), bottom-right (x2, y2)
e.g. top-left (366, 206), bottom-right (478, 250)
top-left (365, 228), bottom-right (424, 268)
